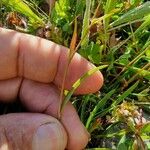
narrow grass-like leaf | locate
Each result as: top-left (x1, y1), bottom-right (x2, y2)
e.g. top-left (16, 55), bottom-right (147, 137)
top-left (69, 17), bottom-right (78, 58)
top-left (96, 129), bottom-right (126, 138)
top-left (140, 122), bottom-right (150, 134)
top-left (134, 14), bottom-right (150, 36)
top-left (112, 81), bottom-right (139, 106)
top-left (80, 95), bottom-right (90, 123)
top-left (104, 0), bottom-right (117, 30)
top-left (81, 0), bottom-right (91, 48)
top-left (117, 134), bottom-right (128, 150)
top-left (129, 66), bottom-right (150, 80)
top-left (111, 2), bottom-right (150, 27)
top-left (86, 89), bottom-right (116, 129)
top-left (94, 106), bottom-right (112, 119)
top-left (75, 0), bottom-right (85, 16)
top-left (60, 65), bottom-right (108, 113)
top-left (2, 0), bottom-right (44, 27)
top-left (91, 8), bottom-right (120, 25)
top-left (103, 122), bottom-right (120, 134)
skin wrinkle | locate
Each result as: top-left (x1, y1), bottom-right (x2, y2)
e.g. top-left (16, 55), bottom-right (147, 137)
top-left (3, 128), bottom-right (12, 150)
top-left (1, 128), bottom-right (9, 150)
top-left (42, 96), bottom-right (56, 115)
top-left (52, 44), bottom-right (63, 87)
top-left (4, 127), bottom-right (16, 150)
top-left (17, 35), bottom-right (26, 101)
top-left (19, 34), bottom-right (60, 83)
top-left (0, 30), bottom-right (17, 79)
top-left (17, 34), bottom-right (24, 78)
top-left (16, 33), bottom-right (20, 77)
top-left (38, 40), bottom-right (59, 83)
top-left (21, 125), bottom-right (32, 150)
top-left (13, 31), bottom-right (20, 79)
top-left (17, 78), bottom-right (24, 101)
top-left (42, 84), bottom-right (61, 117)
top-left (13, 78), bottom-right (22, 102)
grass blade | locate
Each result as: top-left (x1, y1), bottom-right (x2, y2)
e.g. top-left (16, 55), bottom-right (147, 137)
top-left (104, 0), bottom-right (117, 30)
top-left (134, 14), bottom-right (150, 36)
top-left (81, 0), bottom-right (91, 48)
top-left (80, 95), bottom-right (91, 123)
top-left (129, 66), bottom-right (150, 80)
top-left (60, 65), bottom-right (108, 113)
top-left (86, 89), bottom-right (116, 129)
top-left (112, 81), bottom-right (139, 106)
top-left (111, 2), bottom-right (150, 27)
top-left (69, 17), bottom-right (78, 58)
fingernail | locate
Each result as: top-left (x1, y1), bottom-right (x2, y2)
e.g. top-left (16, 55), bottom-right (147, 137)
top-left (32, 123), bottom-right (66, 150)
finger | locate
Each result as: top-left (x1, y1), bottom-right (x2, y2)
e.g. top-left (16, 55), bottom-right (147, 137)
top-left (0, 27), bottom-right (103, 94)
top-left (20, 79), bottom-right (89, 150)
top-left (0, 113), bottom-right (67, 150)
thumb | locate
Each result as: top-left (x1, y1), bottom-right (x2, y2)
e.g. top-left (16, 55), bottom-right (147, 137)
top-left (0, 113), bottom-right (67, 150)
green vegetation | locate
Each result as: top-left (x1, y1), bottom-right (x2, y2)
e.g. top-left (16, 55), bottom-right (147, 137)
top-left (0, 0), bottom-right (150, 149)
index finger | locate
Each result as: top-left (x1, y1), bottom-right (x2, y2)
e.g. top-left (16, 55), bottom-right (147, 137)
top-left (0, 28), bottom-right (103, 94)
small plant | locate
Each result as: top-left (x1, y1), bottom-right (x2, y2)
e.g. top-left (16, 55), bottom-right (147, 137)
top-left (112, 101), bottom-right (150, 150)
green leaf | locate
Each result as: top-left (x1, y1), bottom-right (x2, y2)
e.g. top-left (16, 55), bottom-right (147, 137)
top-left (141, 122), bottom-right (150, 134)
top-left (117, 134), bottom-right (134, 150)
top-left (80, 42), bottom-right (103, 64)
top-left (134, 14), bottom-right (150, 36)
top-left (104, 0), bottom-right (117, 29)
top-left (111, 2), bottom-right (150, 27)
top-left (75, 0), bottom-right (85, 16)
top-left (146, 142), bottom-right (150, 149)
top-left (118, 49), bottom-right (131, 65)
top-left (51, 0), bottom-right (73, 25)
top-left (113, 81), bottom-right (139, 106)
top-left (98, 129), bottom-right (126, 138)
top-left (117, 135), bottom-right (128, 150)
top-left (87, 42), bottom-right (102, 64)
top-left (81, 0), bottom-right (91, 48)
top-left (146, 48), bottom-right (150, 57)
top-left (129, 66), bottom-right (150, 80)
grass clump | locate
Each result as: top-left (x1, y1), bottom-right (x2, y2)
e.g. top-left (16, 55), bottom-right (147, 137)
top-left (0, 0), bottom-right (150, 149)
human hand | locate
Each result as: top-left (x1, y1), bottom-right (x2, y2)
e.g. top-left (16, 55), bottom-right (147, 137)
top-left (0, 27), bottom-right (103, 150)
